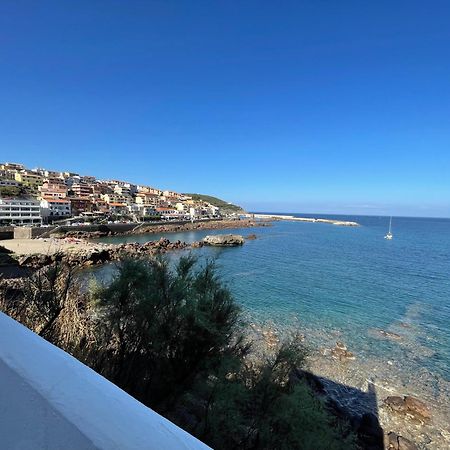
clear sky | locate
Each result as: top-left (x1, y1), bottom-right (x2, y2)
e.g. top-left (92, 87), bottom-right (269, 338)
top-left (1, 1), bottom-right (449, 217)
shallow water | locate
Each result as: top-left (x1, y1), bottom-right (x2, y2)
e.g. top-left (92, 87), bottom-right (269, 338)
top-left (95, 214), bottom-right (450, 445)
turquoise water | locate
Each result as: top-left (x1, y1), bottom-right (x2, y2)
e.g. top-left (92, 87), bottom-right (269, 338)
top-left (95, 214), bottom-right (450, 384)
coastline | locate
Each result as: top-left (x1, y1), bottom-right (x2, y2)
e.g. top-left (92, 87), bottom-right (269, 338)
top-left (0, 218), bottom-right (266, 274)
top-left (0, 221), bottom-right (450, 450)
top-left (128, 218), bottom-right (269, 235)
top-left (47, 218), bottom-right (270, 239)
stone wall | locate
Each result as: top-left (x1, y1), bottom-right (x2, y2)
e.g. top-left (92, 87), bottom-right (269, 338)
top-left (13, 227), bottom-right (57, 239)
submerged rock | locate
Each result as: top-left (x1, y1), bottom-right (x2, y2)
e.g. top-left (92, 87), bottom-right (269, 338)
top-left (377, 329), bottom-right (402, 340)
top-left (330, 342), bottom-right (356, 361)
top-left (202, 234), bottom-right (245, 247)
top-left (384, 396), bottom-right (431, 421)
top-left (404, 396), bottom-right (432, 420)
top-left (387, 431), bottom-right (418, 450)
top-left (246, 234), bottom-right (257, 240)
top-left (384, 396), bottom-right (408, 414)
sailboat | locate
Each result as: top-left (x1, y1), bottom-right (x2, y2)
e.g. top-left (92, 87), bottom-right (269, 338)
top-left (384, 216), bottom-right (393, 240)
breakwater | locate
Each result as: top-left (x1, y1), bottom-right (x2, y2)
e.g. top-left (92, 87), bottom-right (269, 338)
top-left (252, 214), bottom-right (359, 226)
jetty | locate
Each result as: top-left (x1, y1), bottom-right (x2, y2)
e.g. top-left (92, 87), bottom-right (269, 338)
top-left (252, 214), bottom-right (359, 227)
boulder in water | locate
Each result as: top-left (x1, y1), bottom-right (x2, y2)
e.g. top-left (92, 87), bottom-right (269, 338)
top-left (203, 234), bottom-right (245, 247)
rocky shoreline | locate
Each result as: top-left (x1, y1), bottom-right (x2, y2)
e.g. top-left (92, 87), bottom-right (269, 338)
top-left (8, 238), bottom-right (197, 270)
top-left (50, 218), bottom-right (270, 240)
top-left (1, 231), bottom-right (252, 274)
top-left (247, 321), bottom-right (449, 450)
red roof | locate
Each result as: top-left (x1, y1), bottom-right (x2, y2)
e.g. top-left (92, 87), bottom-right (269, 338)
top-left (42, 197), bottom-right (70, 204)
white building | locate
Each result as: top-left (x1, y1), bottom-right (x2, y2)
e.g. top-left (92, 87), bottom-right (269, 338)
top-left (130, 203), bottom-right (157, 218)
top-left (0, 179), bottom-right (20, 187)
top-left (0, 198), bottom-right (42, 226)
top-left (40, 198), bottom-right (71, 218)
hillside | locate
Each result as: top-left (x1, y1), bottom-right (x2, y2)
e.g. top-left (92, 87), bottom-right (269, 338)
top-left (183, 193), bottom-right (246, 214)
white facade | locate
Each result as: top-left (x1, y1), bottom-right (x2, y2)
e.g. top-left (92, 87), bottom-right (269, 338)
top-left (0, 179), bottom-right (20, 187)
top-left (0, 198), bottom-right (42, 226)
top-left (40, 198), bottom-right (71, 218)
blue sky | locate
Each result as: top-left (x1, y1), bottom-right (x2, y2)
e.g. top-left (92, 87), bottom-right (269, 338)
top-left (1, 1), bottom-right (449, 217)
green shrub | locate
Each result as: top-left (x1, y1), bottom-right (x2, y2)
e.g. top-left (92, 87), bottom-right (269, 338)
top-left (1, 257), bottom-right (357, 449)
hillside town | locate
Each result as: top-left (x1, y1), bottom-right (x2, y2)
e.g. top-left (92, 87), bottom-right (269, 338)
top-left (0, 162), bottom-right (233, 226)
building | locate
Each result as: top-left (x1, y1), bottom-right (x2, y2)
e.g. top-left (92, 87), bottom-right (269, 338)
top-left (0, 198), bottom-right (42, 226)
top-left (109, 203), bottom-right (128, 215)
top-left (138, 186), bottom-right (163, 196)
top-left (101, 193), bottom-right (132, 206)
top-left (70, 182), bottom-right (92, 197)
top-left (0, 163), bottom-right (24, 171)
top-left (70, 197), bottom-right (93, 215)
top-left (156, 207), bottom-right (180, 219)
top-left (163, 190), bottom-right (180, 200)
top-left (40, 198), bottom-right (71, 219)
top-left (0, 179), bottom-right (21, 188)
top-left (113, 184), bottom-right (132, 197)
top-left (135, 192), bottom-right (160, 207)
top-left (92, 198), bottom-right (110, 214)
top-left (0, 169), bottom-right (16, 180)
top-left (14, 171), bottom-right (43, 194)
top-left (39, 180), bottom-right (68, 199)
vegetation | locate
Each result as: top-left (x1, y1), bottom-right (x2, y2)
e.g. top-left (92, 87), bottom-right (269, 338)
top-left (184, 193), bottom-right (246, 214)
top-left (0, 185), bottom-right (29, 198)
top-left (0, 258), bottom-right (355, 449)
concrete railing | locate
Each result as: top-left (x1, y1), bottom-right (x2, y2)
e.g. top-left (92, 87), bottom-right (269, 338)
top-left (0, 312), bottom-right (211, 450)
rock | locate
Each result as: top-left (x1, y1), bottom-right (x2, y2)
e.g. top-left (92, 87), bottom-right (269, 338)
top-left (246, 234), bottom-right (257, 240)
top-left (330, 342), bottom-right (355, 360)
top-left (384, 396), bottom-right (408, 413)
top-left (202, 234), bottom-right (245, 247)
top-left (378, 329), bottom-right (402, 340)
top-left (387, 432), bottom-right (418, 450)
top-left (404, 396), bottom-right (431, 420)
top-left (18, 254), bottom-right (54, 268)
top-left (384, 396), bottom-right (431, 421)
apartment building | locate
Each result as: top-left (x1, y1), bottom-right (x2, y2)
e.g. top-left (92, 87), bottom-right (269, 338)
top-left (0, 198), bottom-right (42, 226)
top-left (0, 163), bottom-right (24, 171)
top-left (0, 179), bottom-right (21, 188)
top-left (138, 186), bottom-right (163, 196)
top-left (70, 197), bottom-right (93, 215)
top-left (109, 202), bottom-right (128, 215)
top-left (14, 171), bottom-right (43, 194)
top-left (40, 198), bottom-right (71, 218)
top-left (101, 193), bottom-right (132, 205)
top-left (135, 192), bottom-right (160, 207)
top-left (92, 199), bottom-right (110, 214)
top-left (39, 179), bottom-right (68, 199)
top-left (70, 182), bottom-right (92, 197)
top-left (0, 169), bottom-right (16, 180)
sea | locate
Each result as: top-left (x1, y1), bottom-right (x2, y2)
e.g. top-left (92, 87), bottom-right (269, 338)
top-left (94, 213), bottom-right (450, 444)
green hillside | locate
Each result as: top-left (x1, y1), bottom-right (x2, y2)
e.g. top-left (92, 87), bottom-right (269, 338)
top-left (183, 193), bottom-right (245, 214)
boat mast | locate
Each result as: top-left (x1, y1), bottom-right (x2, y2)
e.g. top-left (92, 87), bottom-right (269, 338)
top-left (389, 216), bottom-right (392, 234)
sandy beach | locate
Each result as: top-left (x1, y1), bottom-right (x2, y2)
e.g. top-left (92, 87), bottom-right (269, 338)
top-left (1, 238), bottom-right (98, 256)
